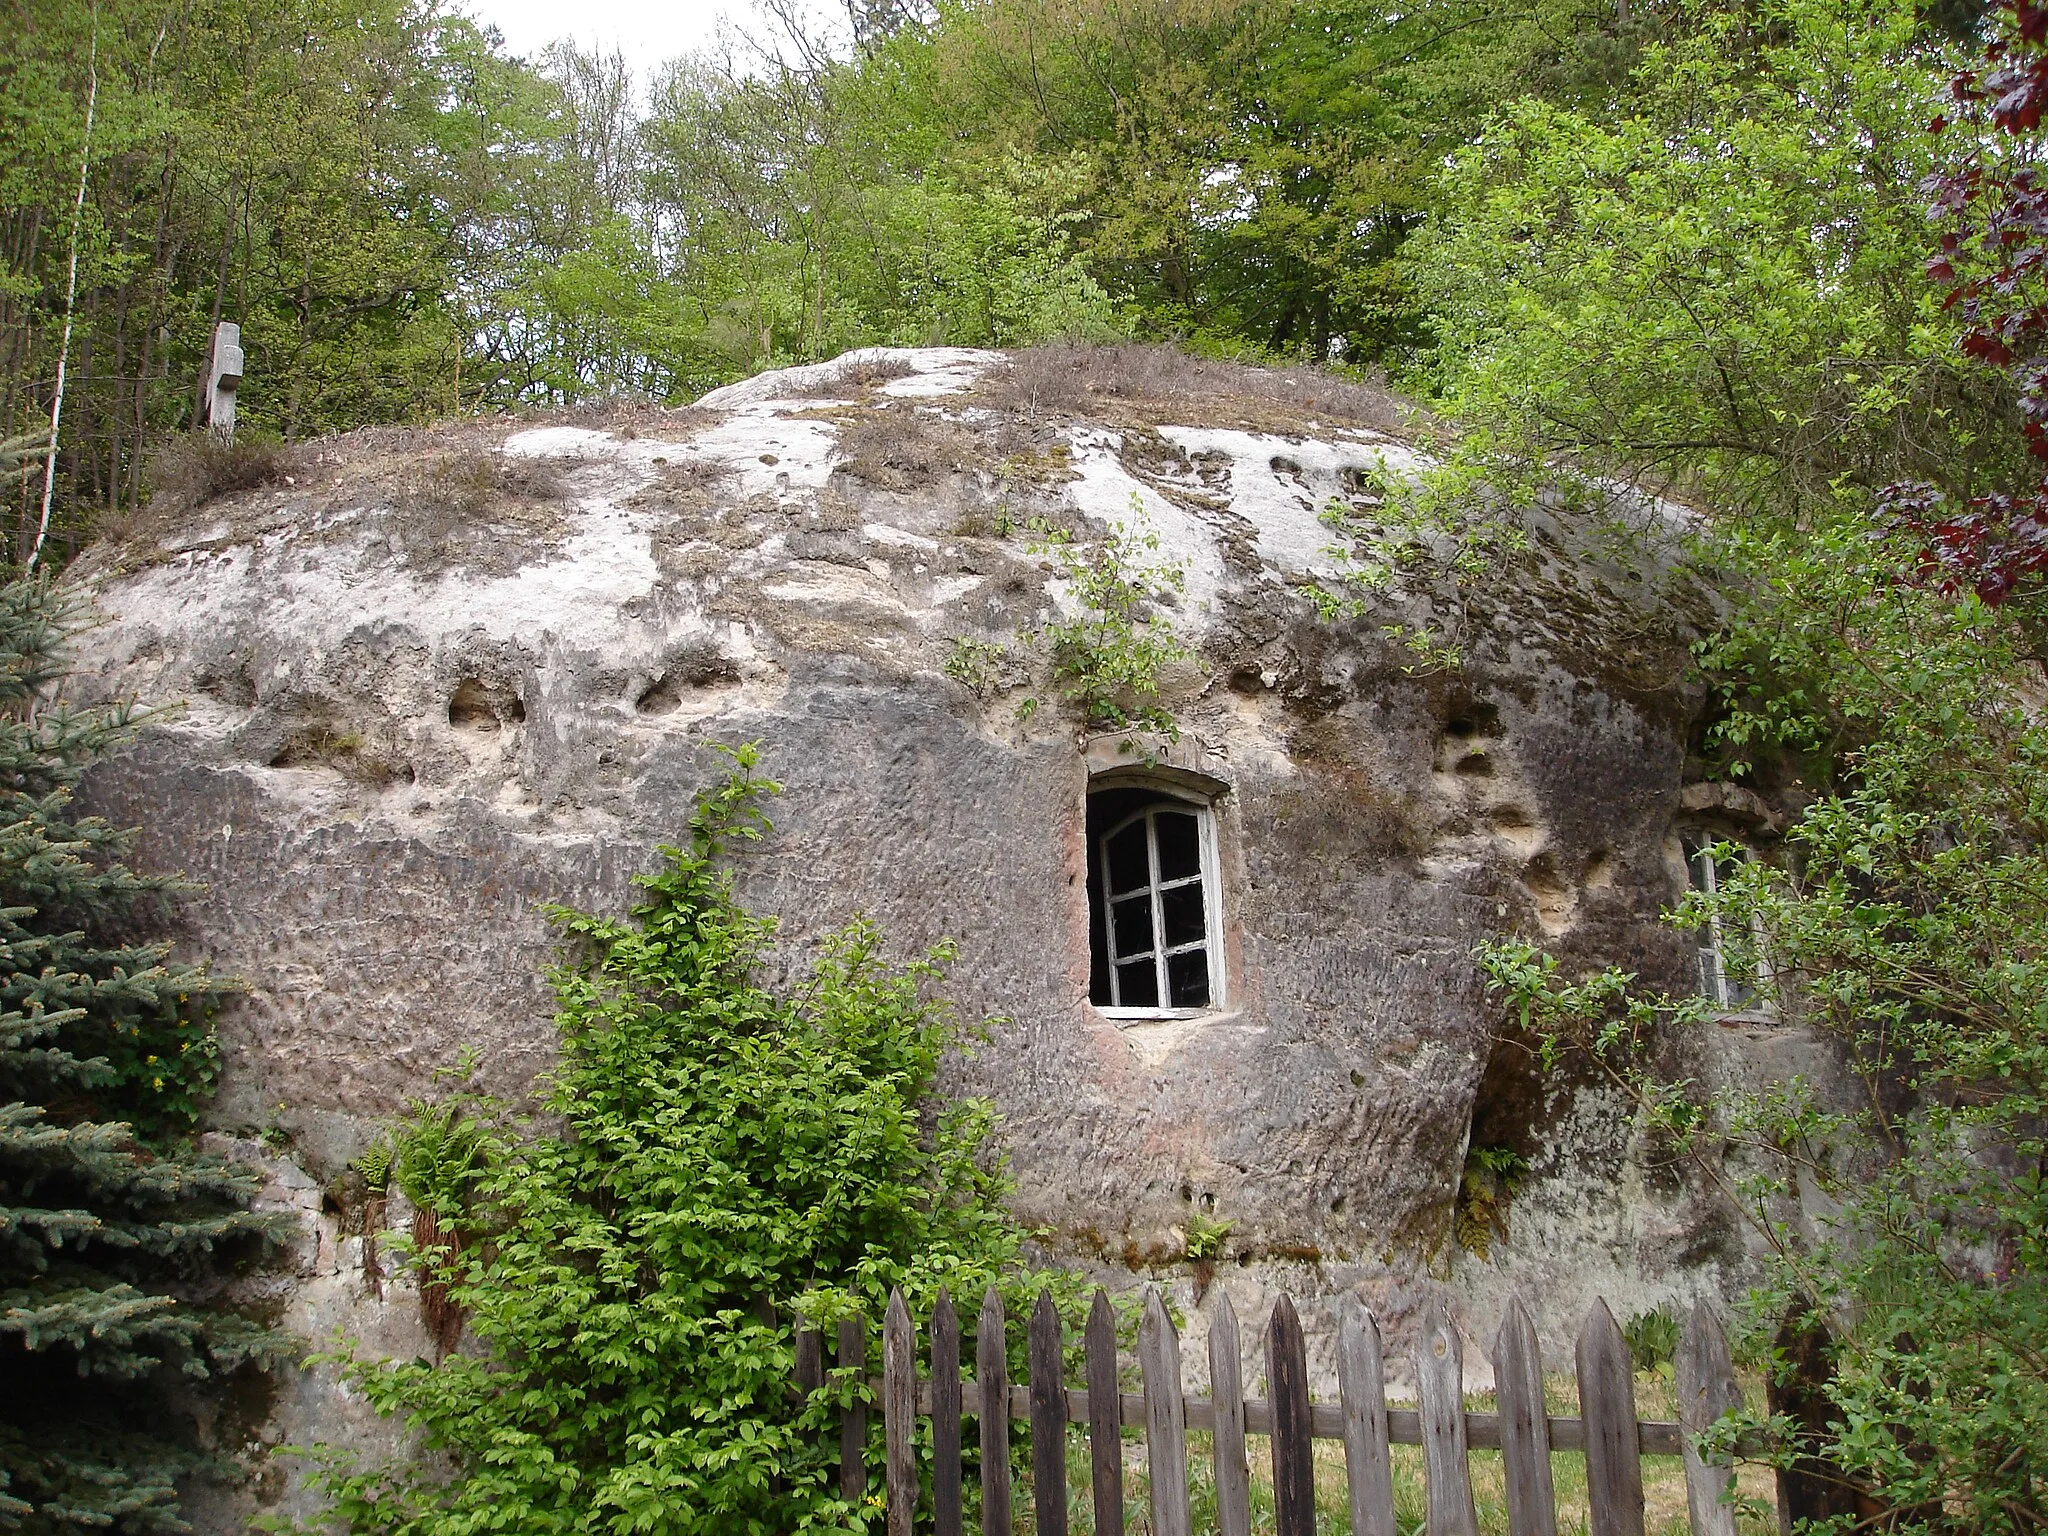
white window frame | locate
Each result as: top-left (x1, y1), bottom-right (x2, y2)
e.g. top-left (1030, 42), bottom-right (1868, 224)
top-left (1095, 794), bottom-right (1225, 1020)
top-left (1683, 835), bottom-right (1774, 1014)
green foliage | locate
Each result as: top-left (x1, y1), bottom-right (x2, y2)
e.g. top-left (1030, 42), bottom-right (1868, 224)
top-left (1181, 1212), bottom-right (1233, 1263)
top-left (389, 1094), bottom-right (492, 1223)
top-left (350, 1139), bottom-right (393, 1199)
top-left (0, 575), bottom-right (277, 1532)
top-left (1621, 1306), bottom-right (1680, 1378)
top-left (1452, 1143), bottom-right (1529, 1260)
top-left (1417, 4), bottom-right (2048, 1525)
top-left (3, 0), bottom-right (1753, 555)
top-left (927, 0), bottom-right (1667, 361)
top-left (1029, 504), bottom-right (1191, 735)
top-left (941, 636), bottom-right (1016, 700)
top-left (1404, 0), bottom-right (2010, 524)
top-left (300, 746), bottom-right (1057, 1536)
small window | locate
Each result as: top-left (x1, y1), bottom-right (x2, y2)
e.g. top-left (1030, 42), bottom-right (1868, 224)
top-left (1683, 835), bottom-right (1771, 1012)
top-left (1088, 785), bottom-right (1223, 1015)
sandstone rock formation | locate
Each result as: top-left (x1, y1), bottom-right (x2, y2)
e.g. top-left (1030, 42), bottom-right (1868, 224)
top-left (66, 345), bottom-right (1808, 1518)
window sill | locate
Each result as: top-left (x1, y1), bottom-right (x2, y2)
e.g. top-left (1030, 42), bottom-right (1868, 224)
top-left (1094, 1005), bottom-right (1240, 1026)
top-left (1711, 1008), bottom-right (1780, 1027)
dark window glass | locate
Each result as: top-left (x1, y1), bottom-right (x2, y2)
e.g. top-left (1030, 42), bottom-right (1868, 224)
top-left (1155, 811), bottom-right (1201, 882)
top-left (1167, 950), bottom-right (1211, 1008)
top-left (1161, 882), bottom-right (1206, 948)
top-left (1110, 895), bottom-right (1155, 960)
top-left (1087, 788), bottom-right (1222, 1011)
top-left (1106, 822), bottom-right (1151, 895)
top-left (1116, 960), bottom-right (1160, 1008)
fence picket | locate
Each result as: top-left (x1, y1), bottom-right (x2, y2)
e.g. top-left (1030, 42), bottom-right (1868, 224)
top-left (1030, 1290), bottom-right (1069, 1536)
top-left (1139, 1287), bottom-right (1192, 1536)
top-left (838, 1314), bottom-right (867, 1505)
top-left (795, 1326), bottom-right (822, 1398)
top-left (884, 1290), bottom-right (917, 1536)
top-left (1676, 1302), bottom-right (1740, 1536)
top-left (932, 1290), bottom-right (963, 1536)
top-left (811, 1285), bottom-right (1768, 1536)
top-left (1207, 1290), bottom-right (1253, 1536)
top-left (1417, 1299), bottom-right (1480, 1536)
top-left (1338, 1298), bottom-right (1397, 1536)
top-left (1578, 1300), bottom-right (1647, 1536)
top-left (979, 1288), bottom-right (1014, 1536)
top-left (1267, 1295), bottom-right (1316, 1536)
top-left (1494, 1297), bottom-right (1558, 1536)
top-left (1085, 1290), bottom-right (1126, 1536)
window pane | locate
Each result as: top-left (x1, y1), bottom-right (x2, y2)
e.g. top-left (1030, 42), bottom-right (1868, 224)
top-left (1161, 882), bottom-right (1206, 948)
top-left (1167, 950), bottom-right (1210, 1008)
top-left (1155, 811), bottom-right (1201, 882)
top-left (1116, 959), bottom-right (1160, 1008)
top-left (1111, 895), bottom-right (1155, 960)
top-left (1106, 822), bottom-right (1151, 895)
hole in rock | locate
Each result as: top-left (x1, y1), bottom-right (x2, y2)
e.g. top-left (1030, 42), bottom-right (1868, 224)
top-left (1585, 847), bottom-right (1617, 889)
top-left (1441, 698), bottom-right (1502, 740)
top-left (1522, 851), bottom-right (1576, 934)
top-left (636, 676), bottom-right (683, 716)
top-left (448, 679), bottom-right (510, 732)
top-left (1455, 752), bottom-right (1494, 777)
top-left (636, 653), bottom-right (740, 717)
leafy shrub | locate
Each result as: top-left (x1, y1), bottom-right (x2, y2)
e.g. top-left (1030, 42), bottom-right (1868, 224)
top-left (1029, 506), bottom-right (1190, 734)
top-left (300, 747), bottom-right (1055, 1535)
top-left (942, 636), bottom-right (1017, 699)
top-left (1622, 1306), bottom-right (1680, 1377)
top-left (1181, 1212), bottom-right (1232, 1262)
top-left (1452, 1143), bottom-right (1528, 1260)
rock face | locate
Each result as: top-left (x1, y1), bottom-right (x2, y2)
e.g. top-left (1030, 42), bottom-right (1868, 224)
top-left (68, 345), bottom-right (1794, 1518)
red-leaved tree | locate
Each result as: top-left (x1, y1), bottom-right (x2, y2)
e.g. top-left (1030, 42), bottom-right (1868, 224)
top-left (1891, 0), bottom-right (2048, 602)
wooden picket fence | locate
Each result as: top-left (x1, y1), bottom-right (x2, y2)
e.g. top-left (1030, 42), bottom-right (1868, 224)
top-left (794, 1286), bottom-right (1748, 1536)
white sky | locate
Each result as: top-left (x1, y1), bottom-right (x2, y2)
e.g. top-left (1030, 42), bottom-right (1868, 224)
top-left (460, 0), bottom-right (842, 70)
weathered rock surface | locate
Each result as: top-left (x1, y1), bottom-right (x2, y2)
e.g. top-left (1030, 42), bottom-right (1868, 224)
top-left (66, 345), bottom-right (1807, 1519)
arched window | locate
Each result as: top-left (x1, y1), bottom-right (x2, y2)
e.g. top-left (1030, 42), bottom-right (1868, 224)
top-left (1087, 782), bottom-right (1224, 1015)
top-left (1682, 833), bottom-right (1772, 1012)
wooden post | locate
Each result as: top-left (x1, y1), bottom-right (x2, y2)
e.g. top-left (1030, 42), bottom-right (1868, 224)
top-left (1085, 1290), bottom-right (1125, 1536)
top-left (1417, 1299), bottom-right (1480, 1536)
top-left (1338, 1297), bottom-right (1397, 1536)
top-left (979, 1287), bottom-right (1014, 1536)
top-left (1267, 1294), bottom-right (1316, 1536)
top-left (795, 1325), bottom-right (823, 1399)
top-left (1138, 1287), bottom-right (1191, 1536)
top-left (199, 320), bottom-right (243, 443)
top-left (932, 1290), bottom-right (963, 1536)
top-left (838, 1313), bottom-right (868, 1504)
top-left (1207, 1289), bottom-right (1253, 1536)
top-left (884, 1290), bottom-right (917, 1536)
top-left (1676, 1301), bottom-right (1740, 1536)
top-left (1494, 1297), bottom-right (1558, 1536)
top-left (1030, 1289), bottom-right (1069, 1536)
top-left (1577, 1300), bottom-right (1646, 1536)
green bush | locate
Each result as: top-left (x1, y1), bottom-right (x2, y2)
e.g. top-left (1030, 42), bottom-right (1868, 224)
top-left (301, 747), bottom-right (1056, 1535)
top-left (1029, 506), bottom-right (1190, 736)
